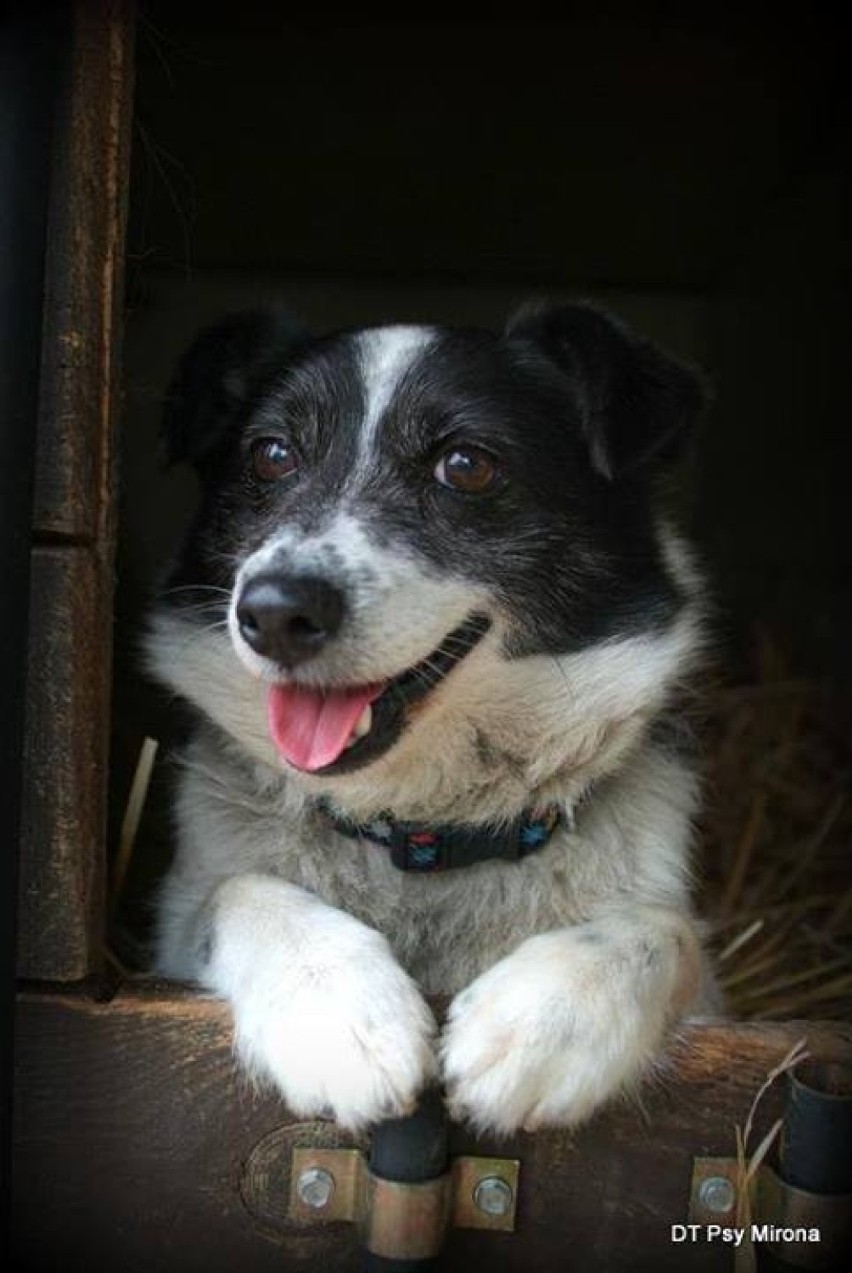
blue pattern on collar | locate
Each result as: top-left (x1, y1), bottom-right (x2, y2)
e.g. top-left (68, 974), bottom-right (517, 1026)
top-left (320, 802), bottom-right (565, 873)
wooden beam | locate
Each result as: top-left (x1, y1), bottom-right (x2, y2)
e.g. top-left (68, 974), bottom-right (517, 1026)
top-left (33, 0), bottom-right (134, 542)
top-left (12, 986), bottom-right (852, 1271)
top-left (17, 547), bottom-right (108, 980)
top-left (17, 0), bottom-right (135, 982)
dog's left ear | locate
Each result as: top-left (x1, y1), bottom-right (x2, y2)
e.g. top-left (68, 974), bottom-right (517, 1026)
top-left (505, 302), bottom-right (708, 480)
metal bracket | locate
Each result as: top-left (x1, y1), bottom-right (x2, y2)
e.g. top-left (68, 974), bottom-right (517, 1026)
top-left (241, 1122), bottom-right (520, 1260)
top-left (689, 1156), bottom-right (852, 1271)
top-left (288, 1144), bottom-right (520, 1259)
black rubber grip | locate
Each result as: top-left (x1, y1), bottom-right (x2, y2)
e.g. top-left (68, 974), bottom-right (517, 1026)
top-left (780, 1060), bottom-right (852, 1195)
top-left (364, 1090), bottom-right (449, 1272)
top-left (368, 1089), bottom-right (449, 1184)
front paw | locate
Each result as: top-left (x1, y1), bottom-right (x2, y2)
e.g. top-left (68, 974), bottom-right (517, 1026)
top-left (442, 918), bottom-right (694, 1135)
top-left (210, 893), bottom-right (437, 1130)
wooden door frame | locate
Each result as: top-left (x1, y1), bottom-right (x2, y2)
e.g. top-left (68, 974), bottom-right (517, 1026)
top-left (15, 0), bottom-right (134, 987)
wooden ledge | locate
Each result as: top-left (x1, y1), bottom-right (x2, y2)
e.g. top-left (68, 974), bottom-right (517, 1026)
top-left (13, 985), bottom-right (852, 1272)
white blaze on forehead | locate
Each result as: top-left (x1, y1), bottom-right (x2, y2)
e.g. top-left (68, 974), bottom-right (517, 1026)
top-left (357, 325), bottom-right (435, 461)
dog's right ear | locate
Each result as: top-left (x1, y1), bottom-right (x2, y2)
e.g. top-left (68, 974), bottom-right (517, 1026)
top-left (161, 310), bottom-right (309, 471)
top-left (505, 301), bottom-right (707, 481)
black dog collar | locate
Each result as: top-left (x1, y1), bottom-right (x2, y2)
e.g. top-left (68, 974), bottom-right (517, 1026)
top-left (322, 802), bottom-right (565, 873)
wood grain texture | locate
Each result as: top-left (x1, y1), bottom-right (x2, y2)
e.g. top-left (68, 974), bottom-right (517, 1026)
top-left (12, 986), bottom-right (852, 1272)
top-left (32, 0), bottom-right (134, 540)
top-left (17, 0), bottom-right (135, 982)
top-left (16, 548), bottom-right (108, 980)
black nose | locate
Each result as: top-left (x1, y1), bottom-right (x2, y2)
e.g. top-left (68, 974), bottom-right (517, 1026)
top-left (235, 574), bottom-right (346, 666)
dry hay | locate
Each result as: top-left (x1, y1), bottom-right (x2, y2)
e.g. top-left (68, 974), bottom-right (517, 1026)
top-left (698, 628), bottom-right (852, 1021)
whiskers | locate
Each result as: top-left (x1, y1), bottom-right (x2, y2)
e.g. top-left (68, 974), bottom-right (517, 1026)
top-left (159, 584), bottom-right (231, 625)
top-left (167, 617), bottom-right (231, 662)
top-left (549, 652), bottom-right (574, 700)
top-left (160, 582), bottom-right (232, 607)
top-left (152, 587), bottom-right (233, 661)
top-left (389, 616), bottom-right (490, 701)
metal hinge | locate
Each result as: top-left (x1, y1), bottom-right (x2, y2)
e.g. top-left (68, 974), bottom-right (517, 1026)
top-left (241, 1122), bottom-right (519, 1262)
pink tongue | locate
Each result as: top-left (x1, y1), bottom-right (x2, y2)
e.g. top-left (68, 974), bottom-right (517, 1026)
top-left (267, 682), bottom-right (383, 771)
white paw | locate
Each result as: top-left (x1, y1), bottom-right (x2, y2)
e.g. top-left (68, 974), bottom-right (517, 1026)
top-left (441, 918), bottom-right (692, 1135)
top-left (236, 951), bottom-right (437, 1130)
top-left (206, 877), bottom-right (438, 1129)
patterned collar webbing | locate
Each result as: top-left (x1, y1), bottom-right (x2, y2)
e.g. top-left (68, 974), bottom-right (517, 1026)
top-left (320, 801), bottom-right (567, 873)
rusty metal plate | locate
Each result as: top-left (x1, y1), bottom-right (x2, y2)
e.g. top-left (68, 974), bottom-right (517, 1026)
top-left (755, 1164), bottom-right (852, 1271)
top-left (452, 1155), bottom-right (521, 1232)
top-left (259, 1138), bottom-right (522, 1249)
top-left (689, 1156), bottom-right (852, 1270)
top-left (688, 1156), bottom-right (740, 1225)
top-left (288, 1145), bottom-right (364, 1225)
top-left (363, 1172), bottom-right (453, 1260)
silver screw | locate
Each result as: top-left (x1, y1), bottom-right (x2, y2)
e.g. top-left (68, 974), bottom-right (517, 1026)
top-left (296, 1166), bottom-right (336, 1210)
top-left (698, 1175), bottom-right (736, 1215)
top-left (473, 1175), bottom-right (514, 1217)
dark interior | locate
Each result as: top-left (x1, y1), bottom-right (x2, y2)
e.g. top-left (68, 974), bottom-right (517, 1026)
top-left (112, 7), bottom-right (851, 956)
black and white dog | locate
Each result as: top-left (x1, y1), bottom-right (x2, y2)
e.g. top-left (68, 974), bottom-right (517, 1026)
top-left (146, 302), bottom-right (716, 1134)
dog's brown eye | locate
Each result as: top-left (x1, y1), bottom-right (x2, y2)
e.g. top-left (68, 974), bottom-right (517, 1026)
top-left (434, 447), bottom-right (498, 494)
top-left (250, 437), bottom-right (298, 482)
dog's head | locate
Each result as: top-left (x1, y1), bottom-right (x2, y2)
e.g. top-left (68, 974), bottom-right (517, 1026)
top-left (147, 303), bottom-right (707, 820)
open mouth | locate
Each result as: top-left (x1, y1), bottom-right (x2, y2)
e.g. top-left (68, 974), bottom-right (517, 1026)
top-left (266, 613), bottom-right (491, 776)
